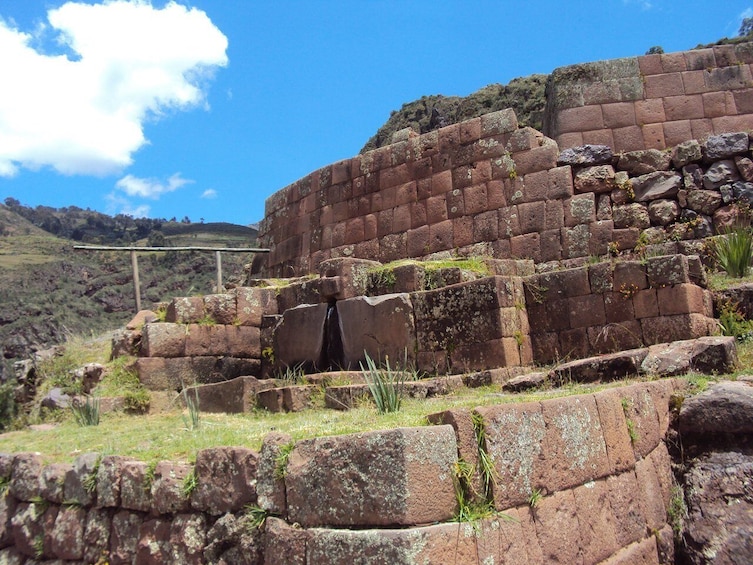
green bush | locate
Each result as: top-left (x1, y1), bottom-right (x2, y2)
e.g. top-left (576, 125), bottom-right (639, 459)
top-left (71, 395), bottom-right (100, 426)
top-left (714, 228), bottom-right (753, 278)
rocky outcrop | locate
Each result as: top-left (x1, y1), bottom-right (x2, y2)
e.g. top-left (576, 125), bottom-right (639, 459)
top-left (678, 380), bottom-right (753, 564)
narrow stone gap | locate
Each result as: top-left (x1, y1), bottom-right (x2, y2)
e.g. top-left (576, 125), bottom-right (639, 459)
top-left (321, 299), bottom-right (344, 371)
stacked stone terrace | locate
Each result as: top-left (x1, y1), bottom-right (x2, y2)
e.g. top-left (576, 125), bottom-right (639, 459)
top-left (0, 379), bottom-right (685, 563)
top-left (545, 42), bottom-right (753, 151)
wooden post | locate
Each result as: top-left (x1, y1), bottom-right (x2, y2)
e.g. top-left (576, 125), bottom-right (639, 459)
top-left (215, 250), bottom-right (222, 291)
top-left (130, 249), bottom-right (141, 312)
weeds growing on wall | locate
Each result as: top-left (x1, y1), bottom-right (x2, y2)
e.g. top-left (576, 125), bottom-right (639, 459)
top-left (716, 298), bottom-right (753, 341)
top-left (360, 352), bottom-right (404, 414)
top-left (713, 227), bottom-right (753, 278)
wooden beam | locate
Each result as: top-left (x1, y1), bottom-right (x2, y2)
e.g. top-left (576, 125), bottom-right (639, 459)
top-left (216, 250), bottom-right (222, 291)
top-left (74, 245), bottom-right (269, 252)
top-left (130, 249), bottom-right (141, 312)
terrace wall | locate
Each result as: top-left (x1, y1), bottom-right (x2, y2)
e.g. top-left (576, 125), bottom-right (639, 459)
top-left (0, 379), bottom-right (682, 564)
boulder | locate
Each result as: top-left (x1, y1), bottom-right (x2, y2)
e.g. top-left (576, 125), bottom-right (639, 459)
top-left (631, 171), bottom-right (681, 202)
top-left (557, 145), bottom-right (613, 166)
top-left (40, 387), bottom-right (71, 410)
top-left (703, 159), bottom-right (740, 190)
top-left (685, 189), bottom-right (722, 215)
top-left (617, 149), bottom-right (672, 175)
top-left (573, 165), bottom-right (616, 194)
top-left (648, 199), bottom-right (680, 226)
top-left (191, 447), bottom-right (258, 515)
top-left (641, 337), bottom-right (737, 378)
top-left (703, 132), bottom-right (750, 160)
top-left (679, 380), bottom-right (753, 439)
top-left (672, 140), bottom-right (703, 168)
top-left (682, 450), bottom-right (753, 564)
top-left (272, 303), bottom-right (328, 372)
top-left (612, 203), bottom-right (650, 229)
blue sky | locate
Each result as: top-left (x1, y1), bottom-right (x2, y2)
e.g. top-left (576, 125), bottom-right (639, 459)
top-left (0, 0), bottom-right (751, 226)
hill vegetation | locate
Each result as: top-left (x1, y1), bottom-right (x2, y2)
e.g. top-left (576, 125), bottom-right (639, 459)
top-left (0, 202), bottom-right (260, 375)
top-left (360, 74), bottom-right (548, 153)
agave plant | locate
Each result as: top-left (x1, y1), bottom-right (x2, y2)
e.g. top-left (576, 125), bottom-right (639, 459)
top-left (714, 227), bottom-right (753, 278)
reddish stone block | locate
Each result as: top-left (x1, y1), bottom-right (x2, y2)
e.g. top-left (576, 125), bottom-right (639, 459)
top-left (512, 144), bottom-right (559, 176)
top-left (431, 170), bottom-right (453, 196)
top-left (166, 297), bottom-right (205, 324)
top-left (539, 394), bottom-right (611, 490)
top-left (684, 48), bottom-right (716, 71)
top-left (582, 128), bottom-right (615, 148)
top-left (549, 165), bottom-right (575, 199)
top-left (416, 177), bottom-right (432, 200)
top-left (559, 327), bottom-right (590, 359)
top-left (643, 72), bottom-right (684, 99)
top-left (446, 188), bottom-right (465, 218)
top-left (532, 490), bottom-right (583, 565)
top-left (410, 201), bottom-right (427, 229)
top-left (463, 183), bottom-right (488, 215)
top-left (642, 123), bottom-right (666, 149)
top-left (395, 181), bottom-right (417, 206)
top-left (428, 220), bottom-right (453, 253)
top-left (632, 289), bottom-right (658, 319)
top-left (588, 320), bottom-right (643, 353)
top-left (379, 163), bottom-right (410, 190)
top-left (510, 233), bottom-right (541, 262)
top-left (569, 294), bottom-right (606, 328)
top-left (640, 313), bottom-right (715, 345)
top-left (344, 217), bottom-right (364, 244)
top-left (602, 101), bottom-right (637, 128)
top-left (556, 105), bottom-right (605, 134)
top-left (377, 209), bottom-right (393, 238)
top-left (556, 131), bottom-right (585, 148)
top-left (486, 179), bottom-right (506, 209)
top-left (379, 232), bottom-right (407, 262)
top-left (663, 120), bottom-right (694, 147)
top-left (634, 456), bottom-right (667, 532)
top-left (711, 113), bottom-right (753, 133)
top-left (480, 109), bottom-right (518, 136)
top-left (706, 64), bottom-right (753, 90)
top-left (530, 331), bottom-right (559, 364)
top-left (392, 204), bottom-right (412, 233)
top-left (564, 193), bottom-right (596, 227)
top-left (613, 125), bottom-right (645, 152)
top-left (657, 283), bottom-right (705, 316)
top-left (502, 176), bottom-right (526, 205)
top-left (191, 447), bottom-right (257, 515)
top-left (664, 94), bottom-right (704, 121)
top-left (682, 70), bottom-right (708, 95)
top-left (702, 90), bottom-right (735, 117)
top-left (604, 291), bottom-right (636, 323)
top-left (285, 426), bottom-right (458, 527)
top-left (450, 337), bottom-right (521, 372)
top-left (638, 54), bottom-right (663, 76)
top-left (540, 229), bottom-right (563, 262)
top-left (590, 220), bottom-right (615, 255)
top-left (452, 165), bottom-right (475, 190)
top-left (573, 479), bottom-right (620, 564)
top-left (142, 323), bottom-right (186, 358)
top-left (635, 98), bottom-right (666, 124)
top-left (646, 254), bottom-right (690, 286)
top-left (606, 471), bottom-right (648, 548)
top-left (425, 195), bottom-right (448, 224)
top-left (472, 210), bottom-right (499, 243)
top-left (733, 87), bottom-right (753, 113)
top-left (545, 298), bottom-right (571, 332)
top-left (406, 225), bottom-right (430, 258)
top-left (517, 201), bottom-right (546, 234)
top-left (453, 216), bottom-right (473, 248)
top-left (225, 325), bottom-right (261, 358)
top-left (594, 389), bottom-right (637, 474)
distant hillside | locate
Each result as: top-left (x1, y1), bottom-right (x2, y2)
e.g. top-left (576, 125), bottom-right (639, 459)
top-left (0, 203), bottom-right (260, 375)
top-left (361, 74), bottom-right (548, 153)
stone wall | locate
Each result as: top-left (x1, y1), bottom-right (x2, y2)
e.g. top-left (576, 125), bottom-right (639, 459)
top-left (258, 116), bottom-right (753, 283)
top-left (544, 42), bottom-right (753, 152)
top-left (0, 379), bottom-right (684, 564)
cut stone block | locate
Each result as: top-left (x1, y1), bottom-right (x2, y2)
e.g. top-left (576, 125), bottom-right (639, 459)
top-left (186, 376), bottom-right (274, 413)
top-left (191, 447), bottom-right (258, 515)
top-left (336, 293), bottom-right (416, 370)
top-left (141, 323), bottom-right (186, 358)
top-left (234, 286), bottom-right (278, 327)
top-left (285, 426), bottom-right (458, 527)
top-left (272, 303), bottom-right (328, 371)
top-left (165, 297), bottom-right (205, 324)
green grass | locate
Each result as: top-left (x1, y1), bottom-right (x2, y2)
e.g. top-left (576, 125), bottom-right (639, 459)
top-left (712, 228), bottom-right (753, 278)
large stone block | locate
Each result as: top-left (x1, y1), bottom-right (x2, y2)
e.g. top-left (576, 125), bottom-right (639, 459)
top-left (191, 447), bottom-right (258, 515)
top-left (141, 323), bottom-right (186, 358)
top-left (187, 376), bottom-right (273, 413)
top-left (184, 324), bottom-right (228, 357)
top-left (475, 402), bottom-right (546, 509)
top-left (538, 395), bottom-right (611, 491)
top-left (337, 293), bottom-right (416, 370)
top-left (413, 276), bottom-right (525, 354)
top-left (285, 426), bottom-right (457, 527)
top-left (594, 389), bottom-right (639, 474)
top-left (304, 521), bottom-right (480, 565)
top-left (272, 303), bottom-right (328, 371)
top-left (234, 287), bottom-right (278, 327)
top-left (165, 296), bottom-right (205, 324)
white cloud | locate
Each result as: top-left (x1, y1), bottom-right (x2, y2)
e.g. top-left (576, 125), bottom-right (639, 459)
top-left (201, 188), bottom-right (217, 199)
top-left (105, 191), bottom-right (150, 217)
top-left (622, 0), bottom-right (653, 9)
top-left (115, 172), bottom-right (192, 198)
top-left (0, 1), bottom-right (228, 178)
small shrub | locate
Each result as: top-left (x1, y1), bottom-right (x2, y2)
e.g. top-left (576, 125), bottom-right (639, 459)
top-left (245, 505), bottom-right (268, 530)
top-left (274, 441), bottom-right (296, 480)
top-left (714, 227), bottom-right (753, 278)
top-left (71, 395), bottom-right (100, 427)
top-left (360, 352), bottom-right (404, 414)
top-left (182, 469), bottom-right (198, 497)
top-left (717, 298), bottom-right (753, 341)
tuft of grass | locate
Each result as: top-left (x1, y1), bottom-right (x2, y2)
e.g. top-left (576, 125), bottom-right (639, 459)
top-left (716, 298), bottom-right (753, 341)
top-left (71, 395), bottom-right (100, 427)
top-left (181, 388), bottom-right (200, 431)
top-left (527, 488), bottom-right (543, 508)
top-left (360, 352), bottom-right (404, 414)
top-left (713, 227), bottom-right (753, 278)
top-left (275, 363), bottom-right (306, 386)
top-left (182, 469), bottom-right (197, 498)
top-left (245, 504), bottom-right (269, 530)
top-left (274, 441), bottom-right (296, 480)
